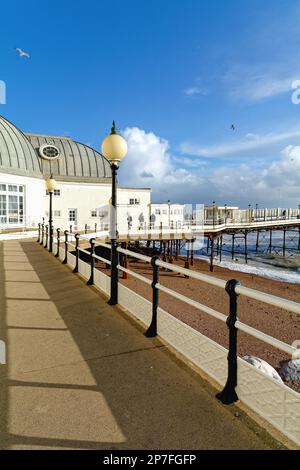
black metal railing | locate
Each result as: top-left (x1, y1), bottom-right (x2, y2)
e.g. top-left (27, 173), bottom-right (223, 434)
top-left (40, 226), bottom-right (300, 408)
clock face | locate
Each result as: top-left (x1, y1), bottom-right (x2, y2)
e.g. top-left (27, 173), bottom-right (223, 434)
top-left (39, 144), bottom-right (60, 160)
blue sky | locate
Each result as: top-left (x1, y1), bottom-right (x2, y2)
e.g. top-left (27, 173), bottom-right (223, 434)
top-left (1, 0), bottom-right (300, 206)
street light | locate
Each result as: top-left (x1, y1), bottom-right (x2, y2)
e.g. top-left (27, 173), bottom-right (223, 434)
top-left (167, 199), bottom-right (171, 228)
top-left (101, 121), bottom-right (128, 305)
top-left (224, 203), bottom-right (227, 224)
top-left (212, 201), bottom-right (216, 227)
top-left (45, 176), bottom-right (57, 253)
top-left (248, 203), bottom-right (252, 223)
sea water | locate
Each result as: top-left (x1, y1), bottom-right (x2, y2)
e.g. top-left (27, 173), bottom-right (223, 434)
top-left (192, 230), bottom-right (300, 284)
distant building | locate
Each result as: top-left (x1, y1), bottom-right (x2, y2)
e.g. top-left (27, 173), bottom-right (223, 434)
top-left (150, 203), bottom-right (185, 229)
top-left (204, 205), bottom-right (239, 224)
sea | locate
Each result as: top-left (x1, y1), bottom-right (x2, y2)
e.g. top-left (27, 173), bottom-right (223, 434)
top-left (191, 230), bottom-right (300, 285)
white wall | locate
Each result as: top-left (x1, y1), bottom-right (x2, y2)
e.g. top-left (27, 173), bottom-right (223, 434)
top-left (43, 181), bottom-right (152, 231)
top-left (150, 203), bottom-right (185, 228)
top-left (0, 173), bottom-right (44, 228)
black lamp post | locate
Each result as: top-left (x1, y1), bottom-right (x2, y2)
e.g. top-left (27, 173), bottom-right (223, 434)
top-left (101, 121), bottom-right (128, 305)
top-left (248, 204), bottom-right (252, 223)
top-left (45, 176), bottom-right (57, 253)
top-left (167, 199), bottom-right (171, 228)
top-left (212, 201), bottom-right (216, 227)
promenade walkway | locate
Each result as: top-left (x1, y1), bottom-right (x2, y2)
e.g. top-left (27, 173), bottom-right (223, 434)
top-left (0, 240), bottom-right (283, 449)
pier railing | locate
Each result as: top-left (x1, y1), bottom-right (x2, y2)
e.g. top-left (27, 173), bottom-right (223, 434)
top-left (37, 226), bottom-right (300, 445)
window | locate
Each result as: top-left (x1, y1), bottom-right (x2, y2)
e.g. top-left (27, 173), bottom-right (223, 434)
top-left (155, 209), bottom-right (161, 215)
top-left (129, 198), bottom-right (140, 205)
top-left (0, 184), bottom-right (24, 225)
top-left (162, 209), bottom-right (167, 215)
top-left (39, 144), bottom-right (60, 161)
top-left (8, 195), bottom-right (18, 223)
top-left (53, 210), bottom-right (61, 217)
top-left (91, 210), bottom-right (97, 217)
top-left (19, 195), bottom-right (23, 223)
top-left (47, 189), bottom-right (61, 196)
top-left (68, 209), bottom-right (76, 222)
top-left (0, 194), bottom-right (7, 223)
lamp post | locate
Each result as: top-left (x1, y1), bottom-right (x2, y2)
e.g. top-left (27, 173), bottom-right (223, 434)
top-left (167, 199), bottom-right (171, 228)
top-left (45, 176), bottom-right (57, 253)
top-left (224, 203), bottom-right (227, 224)
top-left (212, 201), bottom-right (216, 227)
top-left (101, 121), bottom-right (128, 305)
top-left (248, 203), bottom-right (252, 223)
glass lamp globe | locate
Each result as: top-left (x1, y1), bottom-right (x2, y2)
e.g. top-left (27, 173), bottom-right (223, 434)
top-left (45, 178), bottom-right (57, 193)
top-left (101, 121), bottom-right (128, 164)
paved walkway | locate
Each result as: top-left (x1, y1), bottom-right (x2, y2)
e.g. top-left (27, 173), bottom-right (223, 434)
top-left (0, 240), bottom-right (282, 449)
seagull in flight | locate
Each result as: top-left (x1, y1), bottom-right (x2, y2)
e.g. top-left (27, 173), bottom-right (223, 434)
top-left (230, 123), bottom-right (236, 131)
top-left (16, 48), bottom-right (31, 59)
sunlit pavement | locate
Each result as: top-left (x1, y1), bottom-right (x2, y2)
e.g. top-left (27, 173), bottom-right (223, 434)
top-left (0, 240), bottom-right (282, 449)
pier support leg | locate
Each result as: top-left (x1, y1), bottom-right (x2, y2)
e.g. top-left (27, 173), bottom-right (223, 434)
top-left (219, 235), bottom-right (223, 262)
top-left (269, 229), bottom-right (273, 254)
top-left (210, 237), bottom-right (215, 272)
top-left (283, 228), bottom-right (286, 257)
top-left (256, 231), bottom-right (259, 253)
top-left (231, 234), bottom-right (235, 260)
top-left (244, 231), bottom-right (248, 264)
top-left (184, 244), bottom-right (190, 277)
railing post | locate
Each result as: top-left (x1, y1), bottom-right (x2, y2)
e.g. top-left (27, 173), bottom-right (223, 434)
top-left (55, 228), bottom-right (60, 258)
top-left (44, 224), bottom-right (48, 248)
top-left (40, 222), bottom-right (44, 245)
top-left (63, 230), bottom-right (68, 264)
top-left (37, 223), bottom-right (41, 243)
top-left (85, 224), bottom-right (88, 235)
top-left (87, 238), bottom-right (96, 285)
top-left (216, 279), bottom-right (240, 405)
top-left (145, 256), bottom-right (160, 337)
top-left (73, 233), bottom-right (80, 273)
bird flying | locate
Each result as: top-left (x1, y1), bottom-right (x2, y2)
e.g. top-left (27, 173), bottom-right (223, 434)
top-left (16, 48), bottom-right (31, 59)
top-left (230, 123), bottom-right (235, 131)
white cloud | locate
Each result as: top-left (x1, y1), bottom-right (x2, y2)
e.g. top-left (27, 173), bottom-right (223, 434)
top-left (180, 129), bottom-right (300, 158)
top-left (230, 75), bottom-right (295, 102)
top-left (119, 127), bottom-right (300, 207)
top-left (183, 86), bottom-right (207, 97)
top-left (120, 127), bottom-right (172, 186)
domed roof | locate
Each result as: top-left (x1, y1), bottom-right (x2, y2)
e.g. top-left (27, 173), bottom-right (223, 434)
top-left (0, 114), bottom-right (40, 176)
top-left (0, 115), bottom-right (112, 182)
